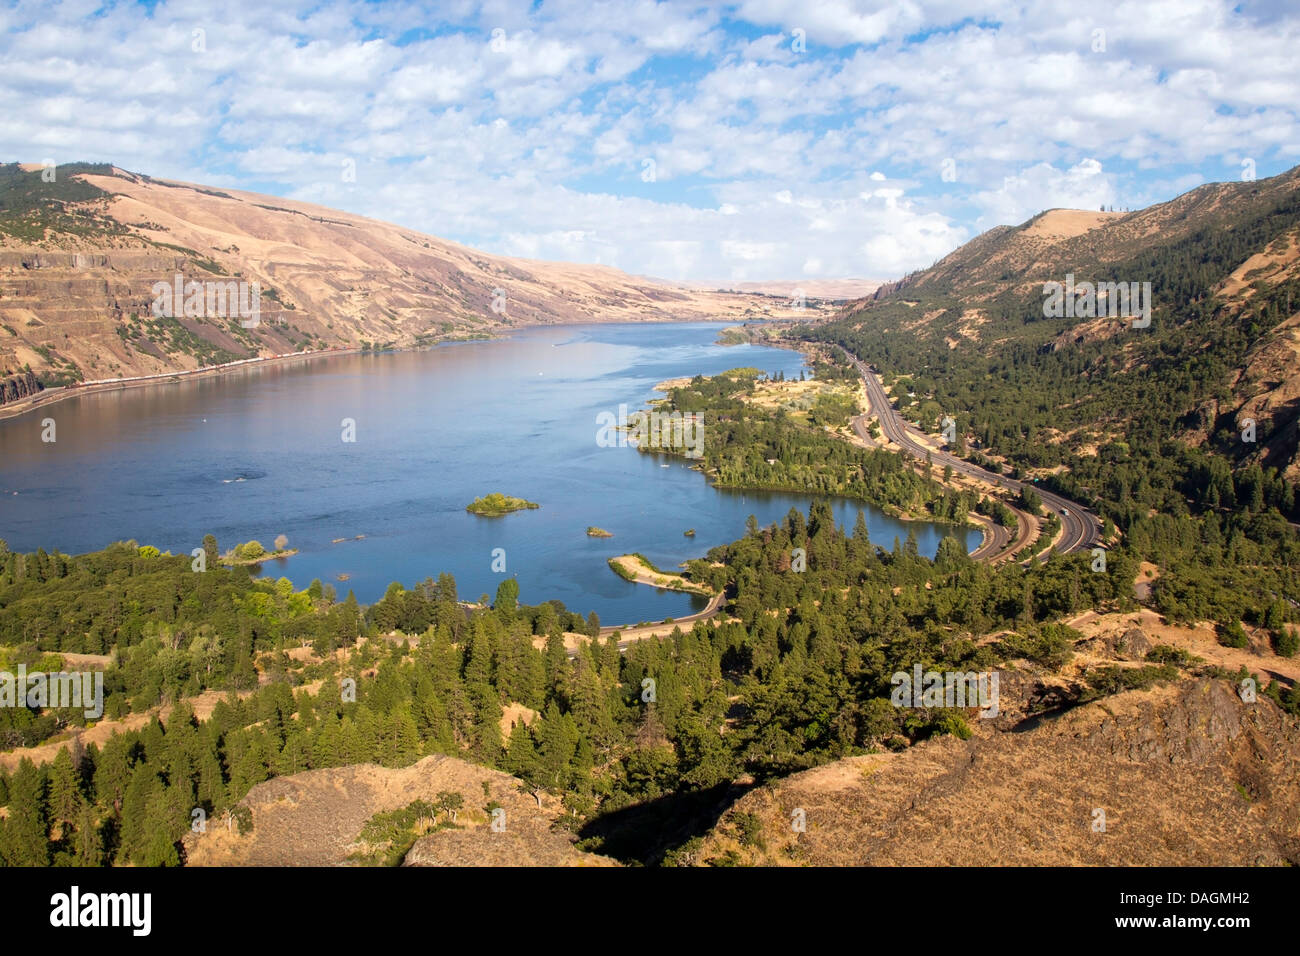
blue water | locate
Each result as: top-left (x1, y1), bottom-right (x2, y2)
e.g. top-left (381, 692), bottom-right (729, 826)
top-left (0, 323), bottom-right (978, 625)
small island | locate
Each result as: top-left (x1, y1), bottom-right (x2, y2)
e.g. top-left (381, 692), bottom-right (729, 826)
top-left (466, 493), bottom-right (540, 516)
top-left (222, 538), bottom-right (297, 566)
top-left (683, 528), bottom-right (696, 537)
top-left (586, 526), bottom-right (613, 538)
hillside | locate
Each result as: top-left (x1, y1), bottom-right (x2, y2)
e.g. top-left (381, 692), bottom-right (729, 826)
top-left (809, 165), bottom-right (1300, 522)
top-left (874, 168), bottom-right (1300, 305)
top-left (184, 754), bottom-right (614, 866)
top-left (0, 162), bottom-right (808, 396)
top-left (673, 278), bottom-right (883, 300)
top-left (690, 625), bottom-right (1300, 866)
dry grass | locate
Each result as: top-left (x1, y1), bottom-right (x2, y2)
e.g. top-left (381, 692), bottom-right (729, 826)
top-left (183, 754), bottom-right (615, 867)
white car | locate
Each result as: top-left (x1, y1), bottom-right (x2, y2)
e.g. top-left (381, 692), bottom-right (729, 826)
top-left (1061, 508), bottom-right (1069, 516)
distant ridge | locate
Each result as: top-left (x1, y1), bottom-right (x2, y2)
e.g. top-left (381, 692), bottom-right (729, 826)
top-left (0, 162), bottom-right (810, 390)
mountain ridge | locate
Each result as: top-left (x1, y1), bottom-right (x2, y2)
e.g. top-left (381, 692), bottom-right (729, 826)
top-left (0, 162), bottom-right (818, 395)
top-left (814, 164), bottom-right (1300, 490)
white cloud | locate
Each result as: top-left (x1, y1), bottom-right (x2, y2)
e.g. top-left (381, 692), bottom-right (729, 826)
top-left (0, 0), bottom-right (1295, 281)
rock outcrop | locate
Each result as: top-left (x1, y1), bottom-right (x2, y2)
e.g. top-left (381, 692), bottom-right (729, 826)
top-left (0, 369), bottom-right (41, 405)
top-left (182, 754), bottom-right (615, 867)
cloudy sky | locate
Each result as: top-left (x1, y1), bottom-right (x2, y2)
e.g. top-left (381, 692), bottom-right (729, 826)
top-left (2, 0), bottom-right (1298, 281)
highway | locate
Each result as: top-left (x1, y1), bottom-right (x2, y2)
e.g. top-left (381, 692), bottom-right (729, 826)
top-left (847, 353), bottom-right (1101, 558)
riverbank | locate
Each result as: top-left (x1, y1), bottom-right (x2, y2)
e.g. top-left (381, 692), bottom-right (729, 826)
top-left (645, 340), bottom-right (999, 559)
top-left (0, 347), bottom-right (365, 423)
top-left (0, 318), bottom-right (750, 425)
top-left (0, 321), bottom-right (947, 620)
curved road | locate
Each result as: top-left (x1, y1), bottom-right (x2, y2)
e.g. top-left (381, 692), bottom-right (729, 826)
top-left (565, 588), bottom-right (728, 659)
top-left (569, 351), bottom-right (1101, 661)
top-left (848, 353), bottom-right (1101, 557)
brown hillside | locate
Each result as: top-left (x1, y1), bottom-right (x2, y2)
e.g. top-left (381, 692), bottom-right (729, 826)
top-left (694, 675), bottom-right (1299, 866)
top-left (0, 164), bottom-right (805, 387)
top-left (840, 164), bottom-right (1300, 479)
top-left (884, 168), bottom-right (1300, 303)
top-left (183, 754), bottom-right (615, 867)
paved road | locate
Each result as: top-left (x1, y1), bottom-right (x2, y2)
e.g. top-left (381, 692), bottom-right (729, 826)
top-left (567, 589), bottom-right (729, 658)
top-left (967, 513), bottom-right (1014, 561)
top-left (848, 353), bottom-right (1101, 557)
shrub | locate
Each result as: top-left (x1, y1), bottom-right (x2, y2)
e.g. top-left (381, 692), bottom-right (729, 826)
top-left (236, 540), bottom-right (266, 561)
top-left (1146, 645), bottom-right (1195, 666)
top-left (732, 811), bottom-right (766, 849)
top-left (1217, 620), bottom-right (1249, 649)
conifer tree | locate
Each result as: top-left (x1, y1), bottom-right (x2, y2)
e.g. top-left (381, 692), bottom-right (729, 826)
top-left (536, 703), bottom-right (578, 790)
top-left (48, 747), bottom-right (84, 827)
top-left (73, 802), bottom-right (103, 866)
top-left (2, 759), bottom-right (50, 866)
top-left (505, 719), bottom-right (540, 783)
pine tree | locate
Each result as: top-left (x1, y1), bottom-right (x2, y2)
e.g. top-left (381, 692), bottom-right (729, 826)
top-left (313, 715), bottom-right (343, 767)
top-left (141, 788), bottom-right (183, 866)
top-left (73, 802), bottom-right (103, 866)
top-left (463, 619), bottom-right (494, 687)
top-left (418, 694), bottom-right (457, 755)
top-left (196, 741), bottom-right (227, 810)
top-left (1, 759), bottom-right (50, 866)
top-left (469, 683), bottom-right (503, 764)
top-left (852, 509), bottom-right (870, 544)
top-left (202, 533), bottom-right (219, 570)
top-left (505, 719), bottom-right (540, 782)
top-left (93, 734), bottom-right (133, 814)
top-left (389, 711), bottom-right (421, 767)
top-left (536, 703), bottom-right (578, 790)
top-left (544, 632), bottom-right (567, 705)
top-left (48, 747), bottom-right (84, 827)
top-left (512, 633), bottom-right (546, 709)
top-left (495, 577), bottom-right (519, 616)
top-left (568, 657), bottom-right (615, 749)
top-left (119, 766), bottom-right (158, 864)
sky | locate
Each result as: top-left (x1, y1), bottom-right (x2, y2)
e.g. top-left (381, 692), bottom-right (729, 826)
top-left (2, 0), bottom-right (1298, 282)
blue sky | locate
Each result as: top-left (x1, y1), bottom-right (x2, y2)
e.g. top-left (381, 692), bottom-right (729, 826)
top-left (2, 0), bottom-right (1298, 280)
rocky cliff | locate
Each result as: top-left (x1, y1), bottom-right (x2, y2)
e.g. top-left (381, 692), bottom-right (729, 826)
top-left (0, 369), bottom-right (40, 405)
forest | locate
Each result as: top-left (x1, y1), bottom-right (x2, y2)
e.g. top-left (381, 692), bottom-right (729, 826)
top-left (801, 182), bottom-right (1300, 652)
top-left (637, 367), bottom-right (975, 526)
top-left (2, 175), bottom-right (1298, 865)
top-left (1, 499), bottom-right (1295, 866)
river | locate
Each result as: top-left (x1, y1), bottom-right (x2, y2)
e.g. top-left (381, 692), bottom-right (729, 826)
top-left (0, 322), bottom-right (978, 624)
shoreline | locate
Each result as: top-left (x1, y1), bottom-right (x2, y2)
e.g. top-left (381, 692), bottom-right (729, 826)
top-left (642, 346), bottom-right (994, 557)
top-left (0, 347), bottom-right (365, 423)
top-left (0, 316), bottom-right (761, 425)
top-left (741, 336), bottom-right (1006, 558)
